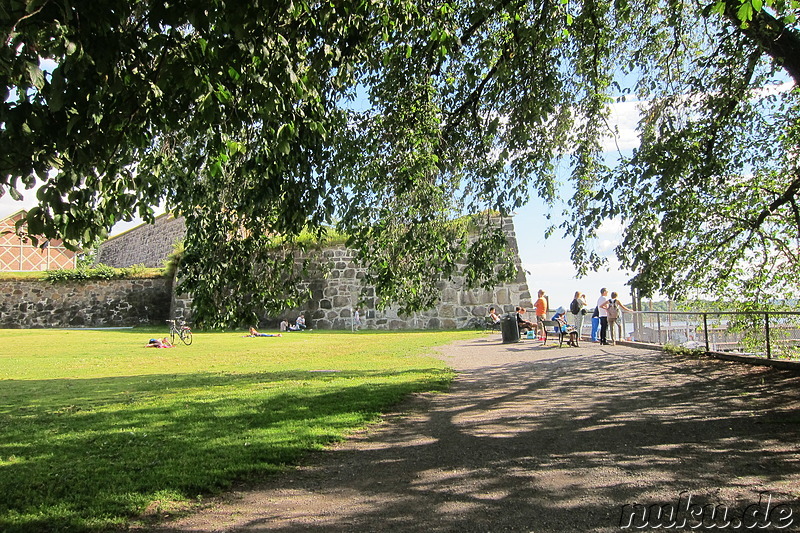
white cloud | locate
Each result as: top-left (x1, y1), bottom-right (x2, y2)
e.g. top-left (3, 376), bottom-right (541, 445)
top-left (600, 99), bottom-right (644, 152)
top-left (597, 239), bottom-right (618, 252)
top-left (523, 256), bottom-right (635, 309)
top-left (596, 217), bottom-right (624, 236)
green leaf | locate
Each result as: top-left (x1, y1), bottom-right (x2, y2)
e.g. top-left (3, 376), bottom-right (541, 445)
top-left (27, 63), bottom-right (45, 90)
top-left (737, 2), bottom-right (754, 21)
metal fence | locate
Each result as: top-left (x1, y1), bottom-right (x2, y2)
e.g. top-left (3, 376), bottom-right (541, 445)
top-left (612, 311), bottom-right (800, 360)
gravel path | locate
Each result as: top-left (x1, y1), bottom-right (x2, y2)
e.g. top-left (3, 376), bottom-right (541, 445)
top-left (149, 337), bottom-right (800, 532)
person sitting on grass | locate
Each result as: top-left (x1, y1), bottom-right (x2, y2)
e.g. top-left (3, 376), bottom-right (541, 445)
top-left (146, 337), bottom-right (174, 348)
top-left (245, 327), bottom-right (282, 338)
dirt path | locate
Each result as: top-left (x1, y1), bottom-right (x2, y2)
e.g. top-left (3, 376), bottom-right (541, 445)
top-left (148, 337), bottom-right (800, 532)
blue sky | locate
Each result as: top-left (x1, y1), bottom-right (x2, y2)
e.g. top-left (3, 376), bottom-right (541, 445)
top-left (514, 97), bottom-right (643, 310)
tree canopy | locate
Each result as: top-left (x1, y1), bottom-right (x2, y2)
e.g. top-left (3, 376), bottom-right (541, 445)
top-left (2, 0), bottom-right (799, 326)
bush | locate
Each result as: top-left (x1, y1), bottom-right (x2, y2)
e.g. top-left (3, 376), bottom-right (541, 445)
top-left (44, 263), bottom-right (150, 283)
top-left (663, 343), bottom-right (706, 356)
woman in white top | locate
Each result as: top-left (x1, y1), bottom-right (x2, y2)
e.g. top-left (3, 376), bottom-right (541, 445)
top-left (597, 288), bottom-right (610, 345)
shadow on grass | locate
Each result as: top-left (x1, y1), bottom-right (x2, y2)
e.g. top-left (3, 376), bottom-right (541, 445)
top-left (0, 368), bottom-right (451, 533)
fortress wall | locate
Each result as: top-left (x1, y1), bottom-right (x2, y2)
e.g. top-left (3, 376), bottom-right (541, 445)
top-left (11, 216), bottom-right (532, 330)
top-left (95, 214), bottom-right (185, 268)
top-left (0, 278), bottom-right (172, 328)
top-left (171, 217), bottom-right (532, 330)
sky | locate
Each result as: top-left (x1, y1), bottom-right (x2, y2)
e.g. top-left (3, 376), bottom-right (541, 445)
top-left (515, 98), bottom-right (644, 309)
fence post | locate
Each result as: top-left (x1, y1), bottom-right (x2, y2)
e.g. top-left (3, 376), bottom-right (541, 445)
top-left (703, 313), bottom-right (709, 353)
top-left (657, 313), bottom-right (662, 344)
top-left (765, 312), bottom-right (771, 359)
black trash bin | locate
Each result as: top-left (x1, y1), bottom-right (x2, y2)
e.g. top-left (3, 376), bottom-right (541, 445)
top-left (501, 313), bottom-right (520, 344)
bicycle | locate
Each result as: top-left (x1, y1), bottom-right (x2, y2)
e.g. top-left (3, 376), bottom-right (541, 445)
top-left (166, 319), bottom-right (193, 345)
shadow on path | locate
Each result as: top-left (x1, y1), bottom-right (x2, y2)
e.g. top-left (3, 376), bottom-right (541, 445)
top-left (150, 338), bottom-right (800, 532)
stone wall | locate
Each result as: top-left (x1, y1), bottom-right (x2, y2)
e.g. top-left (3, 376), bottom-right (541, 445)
top-left (275, 239), bottom-right (531, 330)
top-left (96, 213), bottom-right (185, 268)
top-left (0, 278), bottom-right (172, 328)
top-left (52, 215), bottom-right (533, 330)
top-left (173, 217), bottom-right (532, 330)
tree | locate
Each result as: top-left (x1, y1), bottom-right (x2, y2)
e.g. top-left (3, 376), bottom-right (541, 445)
top-left (2, 0), bottom-right (799, 326)
top-left (565, 0), bottom-right (800, 305)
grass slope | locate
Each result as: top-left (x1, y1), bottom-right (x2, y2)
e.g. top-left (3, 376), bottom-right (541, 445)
top-left (0, 328), bottom-right (476, 532)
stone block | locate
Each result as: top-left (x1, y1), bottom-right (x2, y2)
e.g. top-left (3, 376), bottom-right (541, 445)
top-left (333, 295), bottom-right (350, 308)
top-left (439, 305), bottom-right (455, 318)
top-left (324, 287), bottom-right (339, 297)
top-left (442, 288), bottom-right (458, 303)
top-left (496, 288), bottom-right (511, 305)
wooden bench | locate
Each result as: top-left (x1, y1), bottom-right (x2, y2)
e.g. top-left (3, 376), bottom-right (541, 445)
top-left (484, 317), bottom-right (501, 333)
top-left (541, 320), bottom-right (578, 347)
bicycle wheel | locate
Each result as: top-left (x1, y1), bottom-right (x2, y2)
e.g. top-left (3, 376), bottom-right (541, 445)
top-left (170, 329), bottom-right (177, 345)
top-left (180, 329), bottom-right (193, 345)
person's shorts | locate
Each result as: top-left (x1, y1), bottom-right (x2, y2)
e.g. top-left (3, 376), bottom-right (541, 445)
top-left (536, 315), bottom-right (546, 324)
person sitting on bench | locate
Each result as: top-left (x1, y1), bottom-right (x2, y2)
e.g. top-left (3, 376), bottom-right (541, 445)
top-left (516, 306), bottom-right (535, 335)
top-left (552, 307), bottom-right (579, 347)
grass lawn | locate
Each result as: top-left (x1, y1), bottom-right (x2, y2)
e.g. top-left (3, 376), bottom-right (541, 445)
top-left (0, 327), bottom-right (478, 532)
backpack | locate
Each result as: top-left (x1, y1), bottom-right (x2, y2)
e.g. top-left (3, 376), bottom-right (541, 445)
top-left (569, 298), bottom-right (581, 315)
top-left (607, 299), bottom-right (619, 320)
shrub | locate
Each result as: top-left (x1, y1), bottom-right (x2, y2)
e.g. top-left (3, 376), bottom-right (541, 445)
top-left (663, 343), bottom-right (706, 356)
top-left (44, 263), bottom-right (153, 283)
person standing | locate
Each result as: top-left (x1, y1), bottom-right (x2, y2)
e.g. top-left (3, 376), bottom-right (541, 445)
top-left (591, 306), bottom-right (600, 342)
top-left (606, 291), bottom-right (634, 345)
top-left (534, 289), bottom-right (549, 340)
top-left (597, 288), bottom-right (610, 345)
top-left (569, 291), bottom-right (586, 340)
top-left (353, 307), bottom-right (362, 331)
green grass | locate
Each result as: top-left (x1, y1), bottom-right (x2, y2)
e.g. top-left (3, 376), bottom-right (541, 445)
top-left (0, 328), bottom-right (476, 532)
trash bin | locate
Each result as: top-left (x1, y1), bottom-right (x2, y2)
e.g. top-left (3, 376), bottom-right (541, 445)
top-left (501, 313), bottom-right (520, 344)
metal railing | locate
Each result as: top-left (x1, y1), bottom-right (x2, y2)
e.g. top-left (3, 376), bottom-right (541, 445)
top-left (614, 311), bottom-right (800, 360)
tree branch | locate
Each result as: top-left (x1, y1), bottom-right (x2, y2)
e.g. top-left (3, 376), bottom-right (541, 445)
top-left (724, 0), bottom-right (800, 85)
top-left (749, 170), bottom-right (800, 233)
top-left (4, 1), bottom-right (49, 46)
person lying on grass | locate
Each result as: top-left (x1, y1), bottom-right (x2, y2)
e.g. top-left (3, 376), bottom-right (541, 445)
top-left (146, 337), bottom-right (174, 348)
top-left (245, 327), bottom-right (283, 338)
